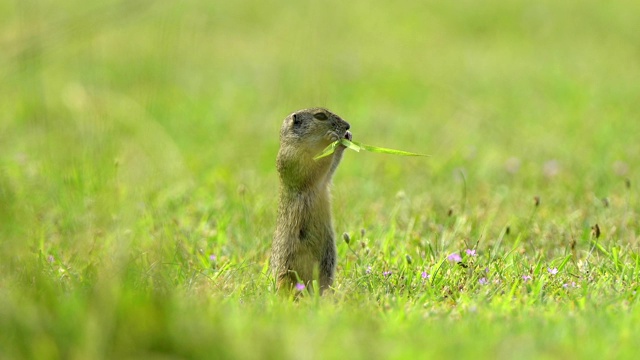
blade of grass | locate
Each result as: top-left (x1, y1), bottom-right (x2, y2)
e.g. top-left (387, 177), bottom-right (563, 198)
top-left (351, 140), bottom-right (428, 157)
top-left (313, 139), bottom-right (428, 160)
top-left (313, 141), bottom-right (340, 160)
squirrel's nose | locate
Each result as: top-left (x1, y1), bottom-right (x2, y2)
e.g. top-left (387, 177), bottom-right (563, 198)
top-left (344, 122), bottom-right (350, 130)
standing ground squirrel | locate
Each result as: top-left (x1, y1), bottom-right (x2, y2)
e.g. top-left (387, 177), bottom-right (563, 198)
top-left (271, 107), bottom-right (352, 294)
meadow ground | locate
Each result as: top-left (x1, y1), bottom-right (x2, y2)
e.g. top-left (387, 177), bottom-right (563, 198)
top-left (1, 0), bottom-right (640, 359)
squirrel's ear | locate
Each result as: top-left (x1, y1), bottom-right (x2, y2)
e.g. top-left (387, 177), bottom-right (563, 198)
top-left (292, 113), bottom-right (301, 126)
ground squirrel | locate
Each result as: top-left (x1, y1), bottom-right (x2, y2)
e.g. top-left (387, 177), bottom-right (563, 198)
top-left (271, 107), bottom-right (352, 294)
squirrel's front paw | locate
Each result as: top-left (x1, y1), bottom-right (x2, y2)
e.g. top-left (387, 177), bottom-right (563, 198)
top-left (324, 131), bottom-right (339, 142)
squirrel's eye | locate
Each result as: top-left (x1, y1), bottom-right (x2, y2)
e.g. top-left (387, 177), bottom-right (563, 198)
top-left (313, 112), bottom-right (328, 120)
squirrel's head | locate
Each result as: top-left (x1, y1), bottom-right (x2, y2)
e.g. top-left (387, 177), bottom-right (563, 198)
top-left (277, 108), bottom-right (351, 188)
top-left (279, 108), bottom-right (351, 153)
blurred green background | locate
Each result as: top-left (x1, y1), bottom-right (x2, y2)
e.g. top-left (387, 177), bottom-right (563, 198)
top-left (3, 0), bottom-right (638, 220)
top-left (1, 0), bottom-right (640, 358)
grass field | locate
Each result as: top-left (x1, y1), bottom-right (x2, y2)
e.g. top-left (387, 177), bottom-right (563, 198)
top-left (1, 0), bottom-right (640, 358)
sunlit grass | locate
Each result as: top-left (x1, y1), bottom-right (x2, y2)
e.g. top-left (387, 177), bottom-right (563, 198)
top-left (1, 0), bottom-right (640, 358)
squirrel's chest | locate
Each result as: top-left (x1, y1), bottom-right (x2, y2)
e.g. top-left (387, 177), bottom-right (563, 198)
top-left (280, 190), bottom-right (333, 244)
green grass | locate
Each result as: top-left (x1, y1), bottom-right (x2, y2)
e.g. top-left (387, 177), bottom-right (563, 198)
top-left (1, 0), bottom-right (640, 358)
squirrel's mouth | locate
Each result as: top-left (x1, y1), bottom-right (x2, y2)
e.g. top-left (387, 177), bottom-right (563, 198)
top-left (344, 130), bottom-right (352, 141)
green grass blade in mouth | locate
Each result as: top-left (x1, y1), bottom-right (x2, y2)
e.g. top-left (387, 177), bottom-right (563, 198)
top-left (342, 139), bottom-right (361, 152)
top-left (350, 140), bottom-right (428, 157)
top-left (314, 139), bottom-right (428, 160)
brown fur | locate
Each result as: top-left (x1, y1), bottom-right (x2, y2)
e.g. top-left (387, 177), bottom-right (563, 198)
top-left (271, 107), bottom-right (351, 294)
